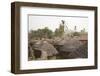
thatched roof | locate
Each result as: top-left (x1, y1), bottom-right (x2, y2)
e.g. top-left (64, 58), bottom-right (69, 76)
top-left (57, 38), bottom-right (82, 52)
top-left (67, 43), bottom-right (88, 58)
top-left (33, 40), bottom-right (58, 56)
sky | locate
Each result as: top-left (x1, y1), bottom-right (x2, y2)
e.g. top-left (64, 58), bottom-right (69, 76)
top-left (28, 15), bottom-right (88, 32)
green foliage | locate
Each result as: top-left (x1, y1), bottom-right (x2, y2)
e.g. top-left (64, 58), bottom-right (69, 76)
top-left (54, 20), bottom-right (64, 37)
top-left (29, 20), bottom-right (65, 39)
top-left (55, 28), bottom-right (59, 37)
top-left (81, 28), bottom-right (86, 33)
top-left (29, 27), bottom-right (53, 40)
top-left (73, 32), bottom-right (80, 36)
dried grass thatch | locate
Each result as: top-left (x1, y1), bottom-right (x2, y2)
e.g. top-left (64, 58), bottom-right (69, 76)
top-left (33, 40), bottom-right (58, 56)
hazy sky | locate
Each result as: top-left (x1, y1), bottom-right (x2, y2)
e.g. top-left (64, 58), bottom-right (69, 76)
top-left (29, 15), bottom-right (88, 32)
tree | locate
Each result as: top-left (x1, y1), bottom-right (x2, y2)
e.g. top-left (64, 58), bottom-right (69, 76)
top-left (73, 26), bottom-right (80, 36)
top-left (81, 28), bottom-right (86, 33)
top-left (28, 30), bottom-right (36, 40)
top-left (73, 32), bottom-right (80, 36)
top-left (28, 27), bottom-right (53, 40)
top-left (55, 28), bottom-right (60, 37)
top-left (54, 20), bottom-right (64, 37)
top-left (42, 27), bottom-right (53, 38)
top-left (74, 26), bottom-right (77, 32)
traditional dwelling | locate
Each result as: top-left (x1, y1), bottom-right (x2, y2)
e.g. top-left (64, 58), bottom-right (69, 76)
top-left (33, 40), bottom-right (58, 60)
top-left (54, 37), bottom-right (82, 59)
top-left (67, 34), bottom-right (88, 59)
top-left (28, 43), bottom-right (35, 60)
top-left (68, 41), bottom-right (88, 58)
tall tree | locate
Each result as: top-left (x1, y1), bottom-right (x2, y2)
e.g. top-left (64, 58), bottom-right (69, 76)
top-left (54, 20), bottom-right (64, 37)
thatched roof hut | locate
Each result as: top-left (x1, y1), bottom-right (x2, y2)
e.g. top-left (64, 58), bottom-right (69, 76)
top-left (53, 38), bottom-right (83, 59)
top-left (56, 38), bottom-right (82, 52)
top-left (67, 43), bottom-right (88, 58)
top-left (33, 40), bottom-right (58, 57)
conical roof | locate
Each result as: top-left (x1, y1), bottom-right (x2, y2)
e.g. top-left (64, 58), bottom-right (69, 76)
top-left (67, 43), bottom-right (88, 58)
top-left (58, 38), bottom-right (82, 52)
top-left (34, 40), bottom-right (58, 56)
